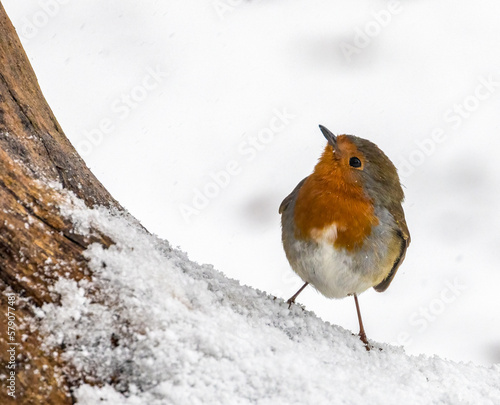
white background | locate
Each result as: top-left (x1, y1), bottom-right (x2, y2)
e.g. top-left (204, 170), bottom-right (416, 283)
top-left (3, 0), bottom-right (500, 365)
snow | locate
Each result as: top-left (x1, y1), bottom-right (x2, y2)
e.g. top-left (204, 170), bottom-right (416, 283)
top-left (3, 0), bottom-right (500, 367)
top-left (35, 192), bottom-right (500, 404)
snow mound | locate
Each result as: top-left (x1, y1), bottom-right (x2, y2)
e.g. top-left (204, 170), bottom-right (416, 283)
top-left (37, 193), bottom-right (500, 404)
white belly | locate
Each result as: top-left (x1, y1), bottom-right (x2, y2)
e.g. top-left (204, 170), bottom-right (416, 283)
top-left (281, 205), bottom-right (397, 299)
top-left (291, 238), bottom-right (375, 298)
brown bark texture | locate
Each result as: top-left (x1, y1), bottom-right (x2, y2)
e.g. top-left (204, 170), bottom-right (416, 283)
top-left (0, 3), bottom-right (121, 403)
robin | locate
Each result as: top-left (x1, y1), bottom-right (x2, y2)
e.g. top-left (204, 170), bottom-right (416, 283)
top-left (279, 125), bottom-right (410, 348)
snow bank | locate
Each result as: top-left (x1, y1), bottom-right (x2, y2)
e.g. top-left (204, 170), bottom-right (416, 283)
top-left (36, 193), bottom-right (500, 404)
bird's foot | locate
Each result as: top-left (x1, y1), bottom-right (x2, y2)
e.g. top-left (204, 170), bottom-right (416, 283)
top-left (359, 331), bottom-right (371, 351)
top-left (351, 332), bottom-right (382, 352)
top-left (286, 298), bottom-right (305, 311)
top-left (286, 282), bottom-right (309, 309)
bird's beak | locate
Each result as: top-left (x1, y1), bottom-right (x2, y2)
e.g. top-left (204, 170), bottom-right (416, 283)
top-left (319, 125), bottom-right (337, 149)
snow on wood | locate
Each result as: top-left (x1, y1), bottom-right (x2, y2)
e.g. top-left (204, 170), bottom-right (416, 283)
top-left (37, 192), bottom-right (500, 405)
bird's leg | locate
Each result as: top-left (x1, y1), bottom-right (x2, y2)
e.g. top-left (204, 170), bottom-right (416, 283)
top-left (286, 282), bottom-right (309, 309)
top-left (353, 293), bottom-right (370, 350)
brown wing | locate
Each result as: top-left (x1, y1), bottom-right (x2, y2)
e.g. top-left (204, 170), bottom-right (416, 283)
top-left (279, 177), bottom-right (308, 214)
top-left (373, 204), bottom-right (411, 293)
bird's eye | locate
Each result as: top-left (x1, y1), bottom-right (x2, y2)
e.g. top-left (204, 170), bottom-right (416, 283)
top-left (349, 157), bottom-right (362, 168)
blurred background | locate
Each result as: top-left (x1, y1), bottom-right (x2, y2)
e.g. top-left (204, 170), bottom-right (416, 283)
top-left (3, 0), bottom-right (500, 365)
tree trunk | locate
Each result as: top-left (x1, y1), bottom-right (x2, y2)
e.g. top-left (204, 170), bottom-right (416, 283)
top-left (0, 3), bottom-right (122, 403)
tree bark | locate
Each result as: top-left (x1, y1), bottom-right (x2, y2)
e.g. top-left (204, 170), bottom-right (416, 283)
top-left (0, 3), bottom-right (122, 403)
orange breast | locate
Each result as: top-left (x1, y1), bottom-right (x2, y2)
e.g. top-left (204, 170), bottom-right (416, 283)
top-left (293, 156), bottom-right (378, 251)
